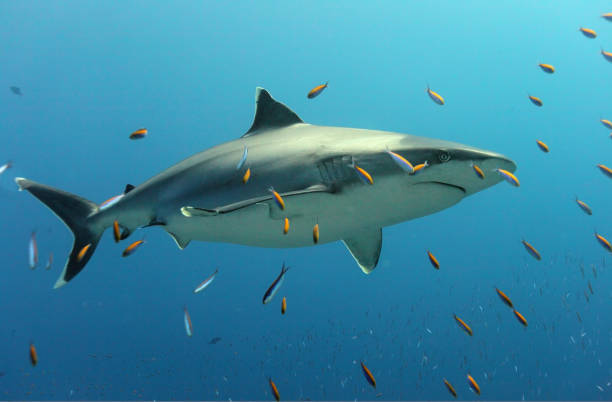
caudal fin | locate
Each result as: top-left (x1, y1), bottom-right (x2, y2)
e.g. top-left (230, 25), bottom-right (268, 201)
top-left (15, 177), bottom-right (103, 288)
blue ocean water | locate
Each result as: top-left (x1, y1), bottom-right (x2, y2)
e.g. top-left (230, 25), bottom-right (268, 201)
top-left (2, 1), bottom-right (611, 399)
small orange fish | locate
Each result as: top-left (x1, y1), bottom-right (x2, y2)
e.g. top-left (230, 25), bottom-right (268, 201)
top-left (528, 95), bottom-right (543, 107)
top-left (412, 161), bottom-right (429, 174)
top-left (353, 163), bottom-right (374, 185)
top-left (443, 378), bottom-right (457, 398)
top-left (360, 361), bottom-right (376, 388)
top-left (269, 377), bottom-right (280, 401)
top-left (77, 243), bottom-right (91, 262)
top-left (269, 187), bottom-right (285, 210)
top-left (575, 197), bottom-right (592, 215)
top-left (454, 314), bottom-right (473, 336)
top-left (113, 220), bottom-right (121, 243)
top-left (602, 13), bottom-right (612, 21)
top-left (426, 86), bottom-right (445, 105)
top-left (427, 250), bottom-right (440, 269)
top-left (29, 343), bottom-right (38, 366)
top-left (467, 374), bottom-right (480, 395)
top-left (600, 119), bottom-right (612, 129)
top-left (283, 218), bottom-right (290, 235)
top-left (242, 167), bottom-right (251, 184)
top-left (594, 231), bottom-right (612, 252)
top-left (313, 223), bottom-right (319, 244)
top-left (307, 82), bottom-right (328, 99)
top-left (495, 288), bottom-right (513, 308)
top-left (538, 63), bottom-right (555, 74)
top-left (513, 309), bottom-right (528, 326)
top-left (495, 168), bottom-right (520, 187)
top-left (122, 240), bottom-right (145, 257)
top-left (597, 164), bottom-right (612, 179)
top-left (579, 27), bottom-right (597, 38)
top-left (386, 148), bottom-right (414, 173)
top-left (521, 239), bottom-right (541, 260)
top-left (129, 128), bottom-right (147, 140)
top-left (281, 297), bottom-right (287, 315)
top-left (471, 163), bottom-right (485, 179)
top-left (602, 49), bottom-right (612, 62)
top-left (536, 140), bottom-right (549, 153)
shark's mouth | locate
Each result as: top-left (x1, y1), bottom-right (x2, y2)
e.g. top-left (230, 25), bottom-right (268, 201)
top-left (430, 181), bottom-right (466, 194)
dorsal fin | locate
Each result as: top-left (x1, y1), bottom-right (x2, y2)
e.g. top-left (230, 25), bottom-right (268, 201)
top-left (243, 87), bottom-right (304, 137)
top-left (124, 184), bottom-right (135, 194)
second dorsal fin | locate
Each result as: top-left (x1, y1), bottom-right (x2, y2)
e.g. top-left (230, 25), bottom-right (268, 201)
top-left (243, 87), bottom-right (304, 137)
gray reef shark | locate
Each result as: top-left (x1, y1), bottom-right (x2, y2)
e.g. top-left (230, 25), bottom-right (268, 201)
top-left (16, 87), bottom-right (516, 288)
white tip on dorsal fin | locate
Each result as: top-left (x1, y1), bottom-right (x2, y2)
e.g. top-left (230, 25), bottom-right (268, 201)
top-left (243, 87), bottom-right (304, 137)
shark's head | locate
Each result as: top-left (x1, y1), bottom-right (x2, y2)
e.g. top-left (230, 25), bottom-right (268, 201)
top-left (394, 136), bottom-right (517, 197)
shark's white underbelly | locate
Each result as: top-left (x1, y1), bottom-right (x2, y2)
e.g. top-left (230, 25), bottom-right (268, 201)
top-left (164, 177), bottom-right (465, 248)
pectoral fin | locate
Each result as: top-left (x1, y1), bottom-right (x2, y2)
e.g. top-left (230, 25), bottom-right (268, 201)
top-left (343, 228), bottom-right (382, 274)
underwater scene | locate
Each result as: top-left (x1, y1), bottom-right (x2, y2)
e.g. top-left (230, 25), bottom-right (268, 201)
top-left (2, 1), bottom-right (612, 400)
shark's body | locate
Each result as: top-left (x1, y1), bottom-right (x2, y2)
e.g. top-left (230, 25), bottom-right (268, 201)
top-left (16, 88), bottom-right (516, 288)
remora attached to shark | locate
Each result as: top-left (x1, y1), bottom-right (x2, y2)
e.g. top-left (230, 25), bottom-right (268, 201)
top-left (16, 87), bottom-right (516, 288)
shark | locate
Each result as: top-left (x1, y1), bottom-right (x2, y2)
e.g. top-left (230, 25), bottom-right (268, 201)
top-left (15, 87), bottom-right (516, 288)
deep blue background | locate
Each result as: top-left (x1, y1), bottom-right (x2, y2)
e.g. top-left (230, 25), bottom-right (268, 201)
top-left (1, 1), bottom-right (611, 399)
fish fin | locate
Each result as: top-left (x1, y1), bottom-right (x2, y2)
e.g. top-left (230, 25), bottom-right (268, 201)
top-left (120, 227), bottom-right (131, 240)
top-left (243, 87), bottom-right (304, 137)
top-left (124, 184), bottom-right (135, 194)
top-left (15, 177), bottom-right (104, 288)
top-left (168, 232), bottom-right (190, 250)
top-left (342, 228), bottom-right (382, 274)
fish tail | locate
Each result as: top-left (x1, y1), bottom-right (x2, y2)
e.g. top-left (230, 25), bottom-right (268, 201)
top-left (15, 177), bottom-right (104, 288)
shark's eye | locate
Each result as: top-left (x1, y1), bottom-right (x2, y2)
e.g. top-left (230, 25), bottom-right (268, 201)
top-left (438, 152), bottom-right (451, 162)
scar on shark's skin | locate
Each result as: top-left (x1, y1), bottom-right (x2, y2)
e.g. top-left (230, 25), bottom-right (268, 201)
top-left (16, 87), bottom-right (516, 288)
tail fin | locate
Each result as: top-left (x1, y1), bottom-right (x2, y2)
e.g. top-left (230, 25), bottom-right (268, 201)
top-left (15, 177), bottom-right (103, 288)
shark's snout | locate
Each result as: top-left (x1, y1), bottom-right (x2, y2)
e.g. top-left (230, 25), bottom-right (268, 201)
top-left (480, 151), bottom-right (517, 174)
top-left (454, 147), bottom-right (517, 195)
top-left (451, 146), bottom-right (517, 172)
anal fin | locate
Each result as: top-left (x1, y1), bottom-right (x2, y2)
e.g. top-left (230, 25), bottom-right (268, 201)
top-left (169, 232), bottom-right (191, 250)
top-left (343, 228), bottom-right (382, 274)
